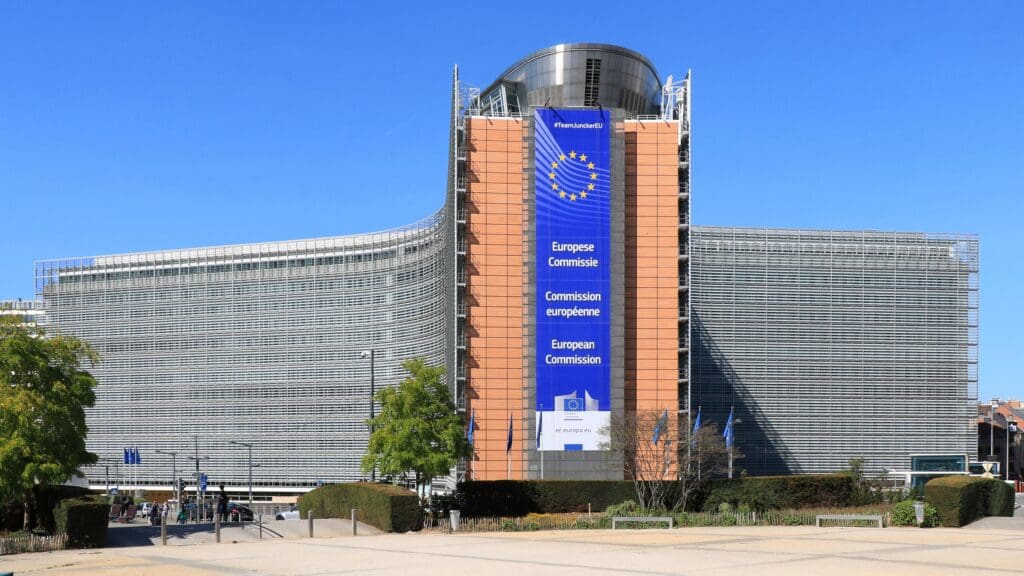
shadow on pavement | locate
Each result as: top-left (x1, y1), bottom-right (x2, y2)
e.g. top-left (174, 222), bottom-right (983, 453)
top-left (106, 521), bottom-right (284, 547)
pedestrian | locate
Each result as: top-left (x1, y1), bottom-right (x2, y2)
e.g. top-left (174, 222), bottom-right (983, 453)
top-left (218, 484), bottom-right (229, 522)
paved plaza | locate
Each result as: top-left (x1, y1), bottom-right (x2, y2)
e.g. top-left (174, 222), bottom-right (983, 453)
top-left (2, 524), bottom-right (1023, 575)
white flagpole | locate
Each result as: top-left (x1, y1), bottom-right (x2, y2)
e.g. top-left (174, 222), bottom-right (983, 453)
top-left (538, 412), bottom-right (544, 480)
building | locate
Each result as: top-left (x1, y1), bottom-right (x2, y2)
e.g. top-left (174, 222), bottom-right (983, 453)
top-left (35, 217), bottom-right (448, 493)
top-left (690, 227), bottom-right (979, 475)
top-left (453, 44), bottom-right (691, 480)
top-left (32, 43), bottom-right (978, 491)
top-left (0, 299), bottom-right (46, 324)
top-left (978, 400), bottom-right (1022, 481)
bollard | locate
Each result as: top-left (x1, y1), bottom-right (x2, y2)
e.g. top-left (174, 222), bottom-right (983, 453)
top-left (259, 514), bottom-right (263, 540)
top-left (161, 513), bottom-right (167, 546)
top-left (351, 508), bottom-right (357, 536)
top-left (215, 514), bottom-right (221, 543)
top-left (588, 503), bottom-right (592, 520)
top-left (308, 509), bottom-right (314, 538)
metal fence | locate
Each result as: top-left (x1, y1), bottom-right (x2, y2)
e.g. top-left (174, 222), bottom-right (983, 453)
top-left (420, 507), bottom-right (895, 533)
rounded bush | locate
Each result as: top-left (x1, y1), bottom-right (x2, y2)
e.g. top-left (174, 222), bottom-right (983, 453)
top-left (891, 500), bottom-right (939, 527)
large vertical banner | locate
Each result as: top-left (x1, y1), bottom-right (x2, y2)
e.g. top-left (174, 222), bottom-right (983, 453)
top-left (535, 109), bottom-right (611, 451)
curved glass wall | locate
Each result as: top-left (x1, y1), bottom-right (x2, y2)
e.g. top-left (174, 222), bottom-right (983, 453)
top-left (36, 212), bottom-right (448, 491)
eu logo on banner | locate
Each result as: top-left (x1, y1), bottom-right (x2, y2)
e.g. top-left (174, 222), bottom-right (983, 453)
top-left (563, 397), bottom-right (584, 412)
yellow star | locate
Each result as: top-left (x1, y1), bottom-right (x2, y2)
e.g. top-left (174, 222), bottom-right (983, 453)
top-left (559, 153), bottom-right (566, 161)
top-left (569, 151), bottom-right (577, 159)
top-left (590, 172), bottom-right (597, 180)
top-left (552, 183), bottom-right (558, 190)
top-left (580, 190), bottom-right (588, 199)
top-left (587, 183), bottom-right (595, 191)
top-left (569, 193), bottom-right (577, 201)
top-left (579, 153), bottom-right (588, 162)
top-left (549, 172), bottom-right (556, 179)
top-left (587, 162), bottom-right (594, 170)
top-left (551, 161), bottom-right (558, 169)
top-left (559, 191), bottom-right (566, 198)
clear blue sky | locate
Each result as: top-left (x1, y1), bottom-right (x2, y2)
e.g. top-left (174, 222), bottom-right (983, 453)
top-left (1, 2), bottom-right (1020, 400)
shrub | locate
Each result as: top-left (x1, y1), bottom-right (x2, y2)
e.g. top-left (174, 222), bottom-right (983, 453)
top-left (54, 496), bottom-right (108, 548)
top-left (890, 500), bottom-right (940, 527)
top-left (457, 481), bottom-right (635, 517)
top-left (299, 483), bottom-right (420, 532)
top-left (923, 476), bottom-right (1003, 527)
top-left (700, 475), bottom-right (852, 512)
top-left (982, 480), bottom-right (1014, 517)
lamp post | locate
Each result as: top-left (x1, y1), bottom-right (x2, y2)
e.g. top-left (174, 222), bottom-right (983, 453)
top-left (155, 450), bottom-right (179, 512)
top-left (989, 398), bottom-right (999, 460)
top-left (228, 441), bottom-right (254, 507)
top-left (361, 350), bottom-right (376, 482)
top-left (1006, 415), bottom-right (1017, 481)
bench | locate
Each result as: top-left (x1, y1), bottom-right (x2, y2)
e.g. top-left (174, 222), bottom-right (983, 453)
top-left (815, 514), bottom-right (884, 528)
top-left (611, 516), bottom-right (674, 529)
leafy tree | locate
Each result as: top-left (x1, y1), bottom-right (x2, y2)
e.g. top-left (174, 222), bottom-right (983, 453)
top-left (605, 410), bottom-right (730, 512)
top-left (0, 317), bottom-right (99, 529)
top-left (361, 359), bottom-right (470, 495)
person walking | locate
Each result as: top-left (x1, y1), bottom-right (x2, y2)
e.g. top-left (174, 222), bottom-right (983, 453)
top-left (218, 485), bottom-right (229, 523)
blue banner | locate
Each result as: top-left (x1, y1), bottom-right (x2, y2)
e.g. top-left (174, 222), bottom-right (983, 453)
top-left (534, 108), bottom-right (611, 451)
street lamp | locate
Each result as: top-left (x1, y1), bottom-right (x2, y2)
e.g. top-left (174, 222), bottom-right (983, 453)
top-left (989, 398), bottom-right (999, 460)
top-left (361, 349), bottom-right (376, 482)
top-left (1006, 415), bottom-right (1017, 481)
top-left (228, 440), bottom-right (254, 507)
top-left (154, 450), bottom-right (180, 511)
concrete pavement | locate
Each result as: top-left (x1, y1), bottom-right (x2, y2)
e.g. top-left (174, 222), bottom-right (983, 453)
top-left (2, 525), bottom-right (1023, 575)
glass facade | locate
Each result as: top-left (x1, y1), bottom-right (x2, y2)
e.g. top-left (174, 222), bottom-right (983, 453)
top-left (35, 214), bottom-right (449, 491)
top-left (691, 227), bottom-right (979, 474)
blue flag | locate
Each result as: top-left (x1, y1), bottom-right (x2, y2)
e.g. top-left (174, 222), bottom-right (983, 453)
top-left (536, 411), bottom-right (543, 450)
top-left (652, 409), bottom-right (669, 445)
top-left (467, 410), bottom-right (475, 445)
top-left (691, 407), bottom-right (702, 448)
top-left (506, 413), bottom-right (513, 454)
top-left (724, 407), bottom-right (735, 449)
top-left (134, 447), bottom-right (140, 465)
top-left (123, 448), bottom-right (129, 464)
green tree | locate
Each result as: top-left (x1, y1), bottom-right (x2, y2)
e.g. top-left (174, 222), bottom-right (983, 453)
top-left (361, 359), bottom-right (470, 493)
top-left (0, 317), bottom-right (99, 529)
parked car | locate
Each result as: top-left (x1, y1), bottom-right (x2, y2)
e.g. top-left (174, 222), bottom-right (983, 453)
top-left (275, 505), bottom-right (300, 520)
top-left (228, 502), bottom-right (254, 522)
top-left (137, 502), bottom-right (152, 518)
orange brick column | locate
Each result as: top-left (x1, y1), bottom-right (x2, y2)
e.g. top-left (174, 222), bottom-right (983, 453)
top-left (624, 120), bottom-right (680, 474)
top-left (464, 117), bottom-right (525, 480)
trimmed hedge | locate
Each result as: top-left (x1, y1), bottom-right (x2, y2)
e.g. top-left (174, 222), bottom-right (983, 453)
top-left (458, 476), bottom-right (855, 517)
top-left (701, 475), bottom-right (855, 512)
top-left (983, 480), bottom-right (1014, 517)
top-left (54, 496), bottom-right (108, 548)
top-left (299, 483), bottom-right (420, 532)
top-left (457, 481), bottom-right (635, 517)
top-left (924, 476), bottom-right (1013, 527)
top-left (0, 485), bottom-right (94, 532)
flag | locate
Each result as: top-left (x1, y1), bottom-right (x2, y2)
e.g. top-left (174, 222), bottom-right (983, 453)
top-left (123, 448), bottom-right (129, 464)
top-left (652, 409), bottom-right (668, 445)
top-left (723, 407), bottom-right (735, 449)
top-left (536, 411), bottom-right (543, 450)
top-left (467, 409), bottom-right (475, 445)
top-left (691, 407), bottom-right (702, 449)
top-left (506, 413), bottom-right (513, 454)
top-left (134, 447), bottom-right (141, 465)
